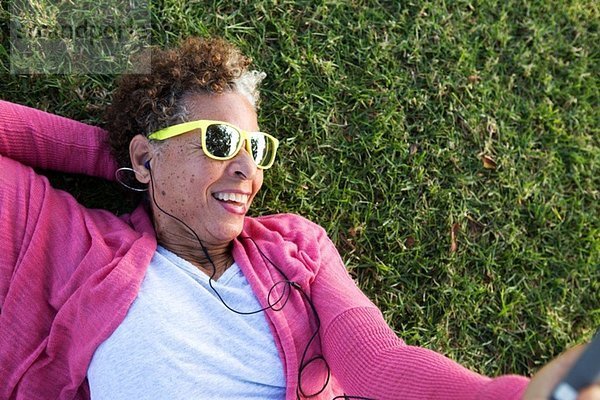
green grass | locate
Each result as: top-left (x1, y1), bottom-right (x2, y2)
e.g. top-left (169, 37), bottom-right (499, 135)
top-left (1, 0), bottom-right (599, 378)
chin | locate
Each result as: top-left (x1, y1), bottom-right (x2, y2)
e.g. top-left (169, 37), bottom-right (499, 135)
top-left (216, 222), bottom-right (245, 242)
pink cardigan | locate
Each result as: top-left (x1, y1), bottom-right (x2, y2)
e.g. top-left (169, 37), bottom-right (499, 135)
top-left (0, 100), bottom-right (529, 399)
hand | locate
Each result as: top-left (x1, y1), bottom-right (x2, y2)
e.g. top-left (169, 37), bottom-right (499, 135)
top-left (523, 344), bottom-right (600, 400)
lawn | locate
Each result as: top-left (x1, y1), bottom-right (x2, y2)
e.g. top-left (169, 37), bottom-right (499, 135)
top-left (1, 0), bottom-right (598, 378)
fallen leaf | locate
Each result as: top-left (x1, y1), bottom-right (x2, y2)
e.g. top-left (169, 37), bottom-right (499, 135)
top-left (468, 74), bottom-right (480, 84)
top-left (349, 226), bottom-right (363, 237)
top-left (409, 143), bottom-right (419, 156)
top-left (450, 223), bottom-right (459, 253)
top-left (481, 155), bottom-right (497, 170)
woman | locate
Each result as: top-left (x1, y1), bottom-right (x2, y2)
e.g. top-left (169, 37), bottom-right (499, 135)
top-left (0, 37), bottom-right (597, 400)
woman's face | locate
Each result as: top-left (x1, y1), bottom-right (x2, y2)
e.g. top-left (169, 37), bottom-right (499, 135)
top-left (147, 92), bottom-right (264, 249)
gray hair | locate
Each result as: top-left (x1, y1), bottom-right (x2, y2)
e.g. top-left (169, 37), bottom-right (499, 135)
top-left (233, 70), bottom-right (267, 109)
top-left (152, 69), bottom-right (267, 135)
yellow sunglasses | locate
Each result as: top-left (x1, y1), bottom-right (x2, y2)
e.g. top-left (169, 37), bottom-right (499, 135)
top-left (148, 120), bottom-right (279, 169)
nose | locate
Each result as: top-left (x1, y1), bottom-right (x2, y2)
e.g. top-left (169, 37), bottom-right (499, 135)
top-left (229, 146), bottom-right (258, 180)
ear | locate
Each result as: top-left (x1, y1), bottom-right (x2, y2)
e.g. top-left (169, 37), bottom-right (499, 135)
top-left (129, 134), bottom-right (153, 184)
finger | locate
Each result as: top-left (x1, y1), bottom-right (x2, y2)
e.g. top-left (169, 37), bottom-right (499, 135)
top-left (578, 385), bottom-right (600, 400)
top-left (559, 344), bottom-right (587, 364)
top-left (524, 345), bottom-right (588, 400)
top-left (548, 344), bottom-right (587, 378)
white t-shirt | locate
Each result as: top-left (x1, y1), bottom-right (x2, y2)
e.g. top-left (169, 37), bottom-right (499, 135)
top-left (87, 246), bottom-right (286, 399)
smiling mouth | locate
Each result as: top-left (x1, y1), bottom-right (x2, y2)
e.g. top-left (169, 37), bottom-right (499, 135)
top-left (213, 192), bottom-right (249, 206)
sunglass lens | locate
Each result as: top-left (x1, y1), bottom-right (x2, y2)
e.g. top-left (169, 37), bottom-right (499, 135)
top-left (205, 124), bottom-right (241, 158)
top-left (250, 134), bottom-right (276, 167)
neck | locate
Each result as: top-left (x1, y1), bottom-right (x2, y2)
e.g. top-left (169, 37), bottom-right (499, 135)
top-left (150, 208), bottom-right (236, 280)
top-left (157, 235), bottom-right (234, 281)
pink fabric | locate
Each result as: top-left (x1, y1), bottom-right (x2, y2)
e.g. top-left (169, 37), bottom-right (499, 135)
top-left (0, 101), bottom-right (117, 179)
top-left (0, 100), bottom-right (530, 399)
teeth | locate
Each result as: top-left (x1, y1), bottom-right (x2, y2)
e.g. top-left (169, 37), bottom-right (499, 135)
top-left (214, 192), bottom-right (249, 204)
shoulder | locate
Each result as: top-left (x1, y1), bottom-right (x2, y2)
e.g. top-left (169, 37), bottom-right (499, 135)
top-left (238, 213), bottom-right (336, 277)
top-left (242, 213), bottom-right (328, 245)
top-left (246, 212), bottom-right (324, 233)
top-left (0, 154), bottom-right (50, 205)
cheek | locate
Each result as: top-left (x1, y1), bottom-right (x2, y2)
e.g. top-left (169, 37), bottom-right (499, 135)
top-left (159, 161), bottom-right (220, 204)
top-left (254, 174), bottom-right (264, 192)
top-left (250, 173), bottom-right (264, 201)
top-left (152, 163), bottom-right (193, 211)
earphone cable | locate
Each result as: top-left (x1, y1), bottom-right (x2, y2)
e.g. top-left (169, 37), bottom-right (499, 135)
top-left (147, 166), bottom-right (374, 400)
top-left (148, 167), bottom-right (292, 316)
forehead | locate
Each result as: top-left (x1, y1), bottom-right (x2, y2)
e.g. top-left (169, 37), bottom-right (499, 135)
top-left (182, 92), bottom-right (259, 131)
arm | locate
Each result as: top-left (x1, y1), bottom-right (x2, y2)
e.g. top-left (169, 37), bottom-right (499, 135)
top-left (0, 157), bottom-right (25, 309)
top-left (0, 100), bottom-right (117, 180)
top-left (0, 152), bottom-right (155, 398)
top-left (311, 232), bottom-right (529, 400)
top-left (0, 154), bottom-right (98, 312)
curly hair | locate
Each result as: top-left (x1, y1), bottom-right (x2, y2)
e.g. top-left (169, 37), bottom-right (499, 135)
top-left (105, 36), bottom-right (266, 167)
